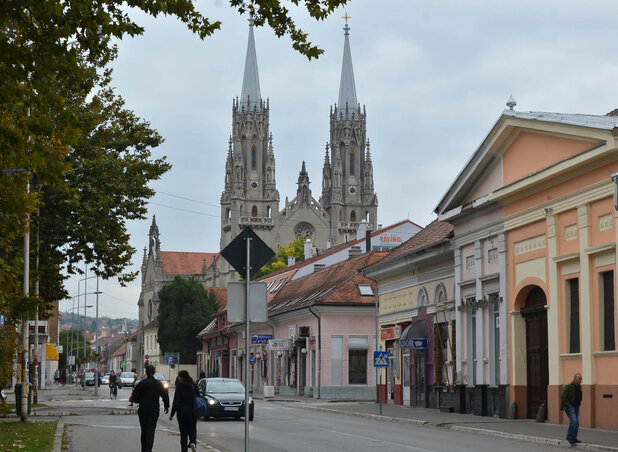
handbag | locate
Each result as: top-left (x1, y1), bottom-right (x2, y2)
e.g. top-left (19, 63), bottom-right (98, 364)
top-left (193, 385), bottom-right (208, 418)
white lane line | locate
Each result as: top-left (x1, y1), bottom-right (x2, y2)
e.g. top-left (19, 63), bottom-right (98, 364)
top-left (321, 428), bottom-right (437, 452)
top-left (85, 424), bottom-right (140, 430)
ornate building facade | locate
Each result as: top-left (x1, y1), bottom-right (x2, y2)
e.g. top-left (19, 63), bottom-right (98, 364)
top-left (219, 21), bottom-right (378, 273)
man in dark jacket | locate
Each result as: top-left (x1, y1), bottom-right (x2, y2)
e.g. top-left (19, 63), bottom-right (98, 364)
top-left (131, 365), bottom-right (170, 452)
top-left (560, 373), bottom-right (583, 444)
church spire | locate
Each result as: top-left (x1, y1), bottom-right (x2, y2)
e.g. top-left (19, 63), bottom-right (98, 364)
top-left (240, 18), bottom-right (262, 112)
top-left (337, 17), bottom-right (358, 117)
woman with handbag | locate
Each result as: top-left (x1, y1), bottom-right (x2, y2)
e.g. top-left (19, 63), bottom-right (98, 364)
top-left (169, 370), bottom-right (198, 452)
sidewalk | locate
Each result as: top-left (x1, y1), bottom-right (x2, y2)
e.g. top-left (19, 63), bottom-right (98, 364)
top-left (265, 395), bottom-right (618, 452)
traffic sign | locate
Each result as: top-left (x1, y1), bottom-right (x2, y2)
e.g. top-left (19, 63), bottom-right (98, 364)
top-left (220, 227), bottom-right (275, 278)
top-left (399, 338), bottom-right (428, 349)
top-left (251, 334), bottom-right (273, 344)
top-left (249, 355), bottom-right (256, 365)
top-left (373, 351), bottom-right (389, 367)
top-left (165, 353), bottom-right (179, 365)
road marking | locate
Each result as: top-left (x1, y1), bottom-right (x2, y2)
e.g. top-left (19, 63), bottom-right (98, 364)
top-left (85, 424), bottom-right (140, 430)
top-left (322, 428), bottom-right (437, 452)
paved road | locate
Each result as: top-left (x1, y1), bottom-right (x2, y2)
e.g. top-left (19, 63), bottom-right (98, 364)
top-left (195, 401), bottom-right (558, 452)
top-left (21, 386), bottom-right (570, 451)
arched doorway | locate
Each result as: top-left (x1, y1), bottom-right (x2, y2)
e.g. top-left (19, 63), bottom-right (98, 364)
top-left (521, 286), bottom-right (548, 419)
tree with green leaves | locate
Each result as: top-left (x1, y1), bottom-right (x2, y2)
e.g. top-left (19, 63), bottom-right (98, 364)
top-left (157, 277), bottom-right (218, 364)
top-left (253, 236), bottom-right (309, 279)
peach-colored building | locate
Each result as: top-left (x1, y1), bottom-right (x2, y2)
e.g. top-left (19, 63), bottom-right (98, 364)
top-left (442, 107), bottom-right (618, 429)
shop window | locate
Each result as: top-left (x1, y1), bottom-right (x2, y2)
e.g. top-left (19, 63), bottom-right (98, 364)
top-left (348, 350), bottom-right (367, 384)
top-left (600, 271), bottom-right (615, 351)
top-left (567, 278), bottom-right (580, 353)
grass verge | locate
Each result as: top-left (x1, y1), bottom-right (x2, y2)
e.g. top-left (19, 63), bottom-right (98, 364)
top-left (0, 420), bottom-right (58, 451)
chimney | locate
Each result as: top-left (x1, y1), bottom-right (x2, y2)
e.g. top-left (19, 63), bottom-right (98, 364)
top-left (288, 256), bottom-right (296, 267)
top-left (326, 240), bottom-right (331, 249)
top-left (304, 239), bottom-right (313, 260)
top-left (366, 229), bottom-right (371, 253)
top-left (348, 245), bottom-right (362, 259)
top-left (313, 264), bottom-right (326, 273)
top-left (356, 220), bottom-right (369, 241)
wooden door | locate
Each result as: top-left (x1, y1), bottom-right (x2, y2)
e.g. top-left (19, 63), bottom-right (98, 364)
top-left (522, 287), bottom-right (548, 419)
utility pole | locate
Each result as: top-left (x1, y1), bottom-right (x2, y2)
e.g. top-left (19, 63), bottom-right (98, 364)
top-left (20, 180), bottom-right (30, 422)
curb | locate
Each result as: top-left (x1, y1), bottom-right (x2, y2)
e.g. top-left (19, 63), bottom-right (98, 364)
top-left (51, 419), bottom-right (64, 452)
top-left (450, 426), bottom-right (618, 452)
top-left (302, 405), bottom-right (428, 426)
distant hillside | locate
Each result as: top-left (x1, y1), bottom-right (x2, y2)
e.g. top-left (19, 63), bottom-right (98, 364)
top-left (59, 312), bottom-right (138, 336)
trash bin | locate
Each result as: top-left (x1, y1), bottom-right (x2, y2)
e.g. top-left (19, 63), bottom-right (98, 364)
top-left (14, 383), bottom-right (32, 416)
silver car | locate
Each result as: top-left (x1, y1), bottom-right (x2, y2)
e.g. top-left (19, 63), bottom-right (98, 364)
top-left (119, 372), bottom-right (135, 387)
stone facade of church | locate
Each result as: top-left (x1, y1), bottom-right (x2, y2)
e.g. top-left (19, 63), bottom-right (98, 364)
top-left (219, 21), bottom-right (378, 284)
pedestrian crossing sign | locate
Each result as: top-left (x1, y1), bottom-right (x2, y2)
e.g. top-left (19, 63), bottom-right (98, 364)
top-left (373, 351), bottom-right (389, 367)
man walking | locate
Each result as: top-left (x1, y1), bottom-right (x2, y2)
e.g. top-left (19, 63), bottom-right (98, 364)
top-left (560, 372), bottom-right (583, 445)
top-left (130, 365), bottom-right (170, 452)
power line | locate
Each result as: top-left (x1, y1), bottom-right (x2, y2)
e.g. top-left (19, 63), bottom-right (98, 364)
top-left (155, 190), bottom-right (220, 208)
top-left (148, 201), bottom-right (219, 218)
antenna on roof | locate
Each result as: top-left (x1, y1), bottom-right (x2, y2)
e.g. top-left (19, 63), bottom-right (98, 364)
top-left (506, 95), bottom-right (517, 110)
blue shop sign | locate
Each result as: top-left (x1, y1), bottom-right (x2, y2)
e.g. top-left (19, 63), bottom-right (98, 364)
top-left (251, 334), bottom-right (273, 344)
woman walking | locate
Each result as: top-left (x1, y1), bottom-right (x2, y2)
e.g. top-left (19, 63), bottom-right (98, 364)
top-left (169, 370), bottom-right (198, 452)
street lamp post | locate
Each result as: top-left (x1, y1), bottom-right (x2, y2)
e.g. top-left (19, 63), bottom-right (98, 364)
top-left (94, 276), bottom-right (101, 396)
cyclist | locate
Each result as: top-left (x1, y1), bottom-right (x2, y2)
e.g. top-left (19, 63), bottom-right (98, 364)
top-left (109, 370), bottom-right (119, 399)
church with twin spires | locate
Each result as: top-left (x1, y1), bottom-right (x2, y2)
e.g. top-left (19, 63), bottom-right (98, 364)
top-left (219, 19), bottom-right (378, 262)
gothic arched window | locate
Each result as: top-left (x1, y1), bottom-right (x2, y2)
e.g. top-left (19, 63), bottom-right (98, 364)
top-left (251, 146), bottom-right (256, 170)
top-left (365, 211), bottom-right (370, 222)
top-left (267, 206), bottom-right (272, 219)
top-left (251, 205), bottom-right (258, 218)
top-left (339, 210), bottom-right (343, 221)
top-left (295, 222), bottom-right (315, 240)
top-left (226, 208), bottom-right (231, 220)
top-left (350, 210), bottom-right (356, 222)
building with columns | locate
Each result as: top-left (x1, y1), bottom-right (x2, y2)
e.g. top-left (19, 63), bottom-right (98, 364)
top-left (438, 105), bottom-right (618, 429)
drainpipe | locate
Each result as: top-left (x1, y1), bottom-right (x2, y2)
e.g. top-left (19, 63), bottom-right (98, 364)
top-left (308, 306), bottom-right (321, 399)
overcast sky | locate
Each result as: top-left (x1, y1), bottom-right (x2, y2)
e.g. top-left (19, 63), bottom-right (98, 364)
top-left (60, 0), bottom-right (618, 320)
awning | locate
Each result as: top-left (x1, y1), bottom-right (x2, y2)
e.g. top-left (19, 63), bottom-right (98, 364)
top-left (45, 343), bottom-right (59, 361)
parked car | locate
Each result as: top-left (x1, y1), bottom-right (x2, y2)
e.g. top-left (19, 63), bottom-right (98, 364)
top-left (197, 378), bottom-right (254, 421)
top-left (153, 373), bottom-right (169, 390)
top-left (101, 374), bottom-right (110, 386)
top-left (119, 372), bottom-right (135, 387)
top-left (84, 371), bottom-right (101, 386)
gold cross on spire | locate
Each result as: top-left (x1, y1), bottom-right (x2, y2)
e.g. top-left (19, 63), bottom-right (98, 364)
top-left (342, 12), bottom-right (351, 25)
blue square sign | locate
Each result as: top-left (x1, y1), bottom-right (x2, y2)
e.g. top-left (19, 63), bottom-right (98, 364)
top-left (373, 351), bottom-right (389, 367)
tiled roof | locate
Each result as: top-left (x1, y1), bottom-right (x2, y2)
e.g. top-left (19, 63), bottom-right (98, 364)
top-left (160, 251), bottom-right (218, 275)
top-left (207, 287), bottom-right (228, 311)
top-left (268, 251), bottom-right (387, 316)
top-left (143, 318), bottom-right (159, 330)
top-left (257, 219), bottom-right (420, 281)
top-left (375, 219), bottom-right (453, 263)
top-left (111, 342), bottom-right (127, 357)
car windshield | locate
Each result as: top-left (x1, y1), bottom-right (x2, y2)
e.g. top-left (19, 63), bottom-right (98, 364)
top-left (85, 372), bottom-right (95, 378)
top-left (206, 380), bottom-right (245, 394)
top-left (121, 372), bottom-right (133, 378)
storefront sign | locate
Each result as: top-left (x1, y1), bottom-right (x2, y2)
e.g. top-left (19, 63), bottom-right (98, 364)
top-left (400, 338), bottom-right (428, 349)
top-left (268, 339), bottom-right (290, 351)
top-left (379, 234), bottom-right (403, 247)
top-left (379, 286), bottom-right (417, 314)
top-left (380, 326), bottom-right (402, 341)
top-left (251, 334), bottom-right (273, 344)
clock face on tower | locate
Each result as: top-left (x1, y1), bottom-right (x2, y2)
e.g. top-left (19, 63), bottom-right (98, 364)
top-left (349, 186), bottom-right (357, 195)
top-left (250, 181), bottom-right (259, 190)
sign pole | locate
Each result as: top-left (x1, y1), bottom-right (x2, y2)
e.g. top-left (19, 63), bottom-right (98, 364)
top-left (245, 237), bottom-right (251, 452)
top-left (376, 374), bottom-right (382, 416)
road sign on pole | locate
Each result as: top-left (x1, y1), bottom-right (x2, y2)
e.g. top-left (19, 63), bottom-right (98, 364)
top-left (373, 351), bottom-right (389, 367)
